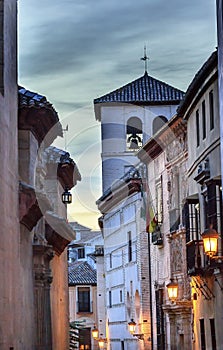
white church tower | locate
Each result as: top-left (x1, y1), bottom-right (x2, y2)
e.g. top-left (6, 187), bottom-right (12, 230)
top-left (94, 62), bottom-right (184, 192)
top-left (94, 58), bottom-right (185, 350)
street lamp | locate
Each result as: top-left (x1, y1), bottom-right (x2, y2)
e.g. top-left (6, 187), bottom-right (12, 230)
top-left (167, 280), bottom-right (178, 302)
top-left (91, 326), bottom-right (99, 339)
top-left (62, 187), bottom-right (72, 204)
top-left (202, 227), bottom-right (219, 258)
top-left (128, 319), bottom-right (136, 334)
top-left (98, 337), bottom-right (107, 349)
top-left (128, 319), bottom-right (144, 340)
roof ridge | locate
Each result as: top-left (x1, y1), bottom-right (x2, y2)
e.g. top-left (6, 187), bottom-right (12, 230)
top-left (94, 72), bottom-right (185, 106)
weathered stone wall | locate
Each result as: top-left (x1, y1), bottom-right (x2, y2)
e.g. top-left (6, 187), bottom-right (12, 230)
top-left (0, 1), bottom-right (22, 349)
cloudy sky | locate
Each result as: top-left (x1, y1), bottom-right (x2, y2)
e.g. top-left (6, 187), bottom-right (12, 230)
top-left (18, 0), bottom-right (217, 229)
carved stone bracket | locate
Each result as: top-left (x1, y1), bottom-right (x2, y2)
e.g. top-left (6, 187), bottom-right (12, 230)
top-left (45, 211), bottom-right (75, 255)
top-left (19, 181), bottom-right (52, 231)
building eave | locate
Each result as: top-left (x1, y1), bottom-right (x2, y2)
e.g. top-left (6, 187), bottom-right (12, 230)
top-left (177, 50), bottom-right (217, 119)
top-left (97, 178), bottom-right (141, 214)
top-left (138, 115), bottom-right (186, 164)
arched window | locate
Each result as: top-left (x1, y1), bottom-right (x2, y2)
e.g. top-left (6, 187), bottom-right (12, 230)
top-left (126, 117), bottom-right (143, 151)
top-left (152, 115), bottom-right (168, 135)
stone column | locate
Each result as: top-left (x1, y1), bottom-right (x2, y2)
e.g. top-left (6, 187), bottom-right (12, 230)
top-left (33, 243), bottom-right (54, 350)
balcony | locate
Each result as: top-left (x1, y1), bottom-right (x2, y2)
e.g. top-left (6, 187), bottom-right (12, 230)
top-left (152, 227), bottom-right (163, 246)
top-left (186, 240), bottom-right (204, 275)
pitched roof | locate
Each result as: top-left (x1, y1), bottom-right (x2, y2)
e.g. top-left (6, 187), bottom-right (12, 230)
top-left (68, 261), bottom-right (97, 285)
top-left (94, 72), bottom-right (184, 105)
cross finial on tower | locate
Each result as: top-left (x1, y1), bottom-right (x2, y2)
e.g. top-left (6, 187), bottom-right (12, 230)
top-left (140, 45), bottom-right (149, 74)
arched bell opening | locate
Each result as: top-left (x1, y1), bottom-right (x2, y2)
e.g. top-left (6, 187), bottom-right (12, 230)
top-left (126, 117), bottom-right (143, 151)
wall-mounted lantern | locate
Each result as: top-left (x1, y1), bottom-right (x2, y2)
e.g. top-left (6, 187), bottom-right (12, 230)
top-left (62, 188), bottom-right (72, 204)
top-left (202, 227), bottom-right (219, 258)
top-left (128, 319), bottom-right (144, 340)
top-left (167, 280), bottom-right (178, 302)
top-left (91, 326), bottom-right (99, 339)
top-left (98, 337), bottom-right (107, 349)
top-left (128, 319), bottom-right (136, 334)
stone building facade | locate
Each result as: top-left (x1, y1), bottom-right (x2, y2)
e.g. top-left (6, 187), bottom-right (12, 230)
top-left (178, 50), bottom-right (223, 350)
top-left (0, 2), bottom-right (81, 347)
top-left (138, 115), bottom-right (192, 350)
top-left (0, 1), bottom-right (20, 348)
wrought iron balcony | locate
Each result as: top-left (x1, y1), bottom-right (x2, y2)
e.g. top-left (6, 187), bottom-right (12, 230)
top-left (152, 227), bottom-right (163, 246)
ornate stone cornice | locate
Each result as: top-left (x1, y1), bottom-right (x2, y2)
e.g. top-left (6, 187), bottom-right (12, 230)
top-left (138, 116), bottom-right (187, 164)
top-left (97, 178), bottom-right (142, 214)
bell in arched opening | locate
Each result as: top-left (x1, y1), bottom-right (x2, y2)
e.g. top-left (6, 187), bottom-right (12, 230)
top-left (126, 117), bottom-right (143, 151)
top-left (128, 133), bottom-right (142, 150)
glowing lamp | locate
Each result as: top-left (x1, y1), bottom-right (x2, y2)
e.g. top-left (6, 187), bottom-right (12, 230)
top-left (167, 280), bottom-right (178, 302)
top-left (98, 338), bottom-right (106, 349)
top-left (128, 319), bottom-right (136, 334)
top-left (202, 227), bottom-right (218, 258)
top-left (91, 326), bottom-right (99, 339)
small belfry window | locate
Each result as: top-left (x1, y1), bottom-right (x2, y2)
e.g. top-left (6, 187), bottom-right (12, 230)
top-left (152, 115), bottom-right (168, 135)
top-left (126, 117), bottom-right (142, 151)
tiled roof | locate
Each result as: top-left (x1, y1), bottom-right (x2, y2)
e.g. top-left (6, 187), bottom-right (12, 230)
top-left (46, 146), bottom-right (75, 165)
top-left (94, 72), bottom-right (185, 105)
top-left (18, 86), bottom-right (56, 110)
top-left (68, 261), bottom-right (97, 285)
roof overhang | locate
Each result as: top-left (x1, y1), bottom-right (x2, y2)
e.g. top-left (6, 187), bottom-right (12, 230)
top-left (177, 50), bottom-right (217, 120)
top-left (138, 115), bottom-right (186, 164)
top-left (97, 178), bottom-right (142, 214)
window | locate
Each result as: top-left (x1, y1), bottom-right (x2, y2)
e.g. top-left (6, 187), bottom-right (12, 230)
top-left (77, 287), bottom-right (91, 312)
top-left (196, 110), bottom-right (200, 147)
top-left (109, 253), bottom-right (112, 268)
top-left (209, 90), bottom-right (214, 130)
top-left (128, 231), bottom-right (132, 262)
top-left (183, 198), bottom-right (202, 275)
top-left (153, 115), bottom-right (168, 134)
top-left (205, 180), bottom-right (222, 234)
top-left (183, 199), bottom-right (200, 243)
top-left (109, 291), bottom-right (112, 308)
top-left (210, 319), bottom-right (217, 350)
top-left (126, 117), bottom-right (142, 151)
top-left (200, 319), bottom-right (206, 350)
top-left (78, 248), bottom-right (85, 259)
top-left (202, 101), bottom-right (206, 139)
top-left (120, 290), bottom-right (123, 303)
top-left (156, 176), bottom-right (163, 224)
